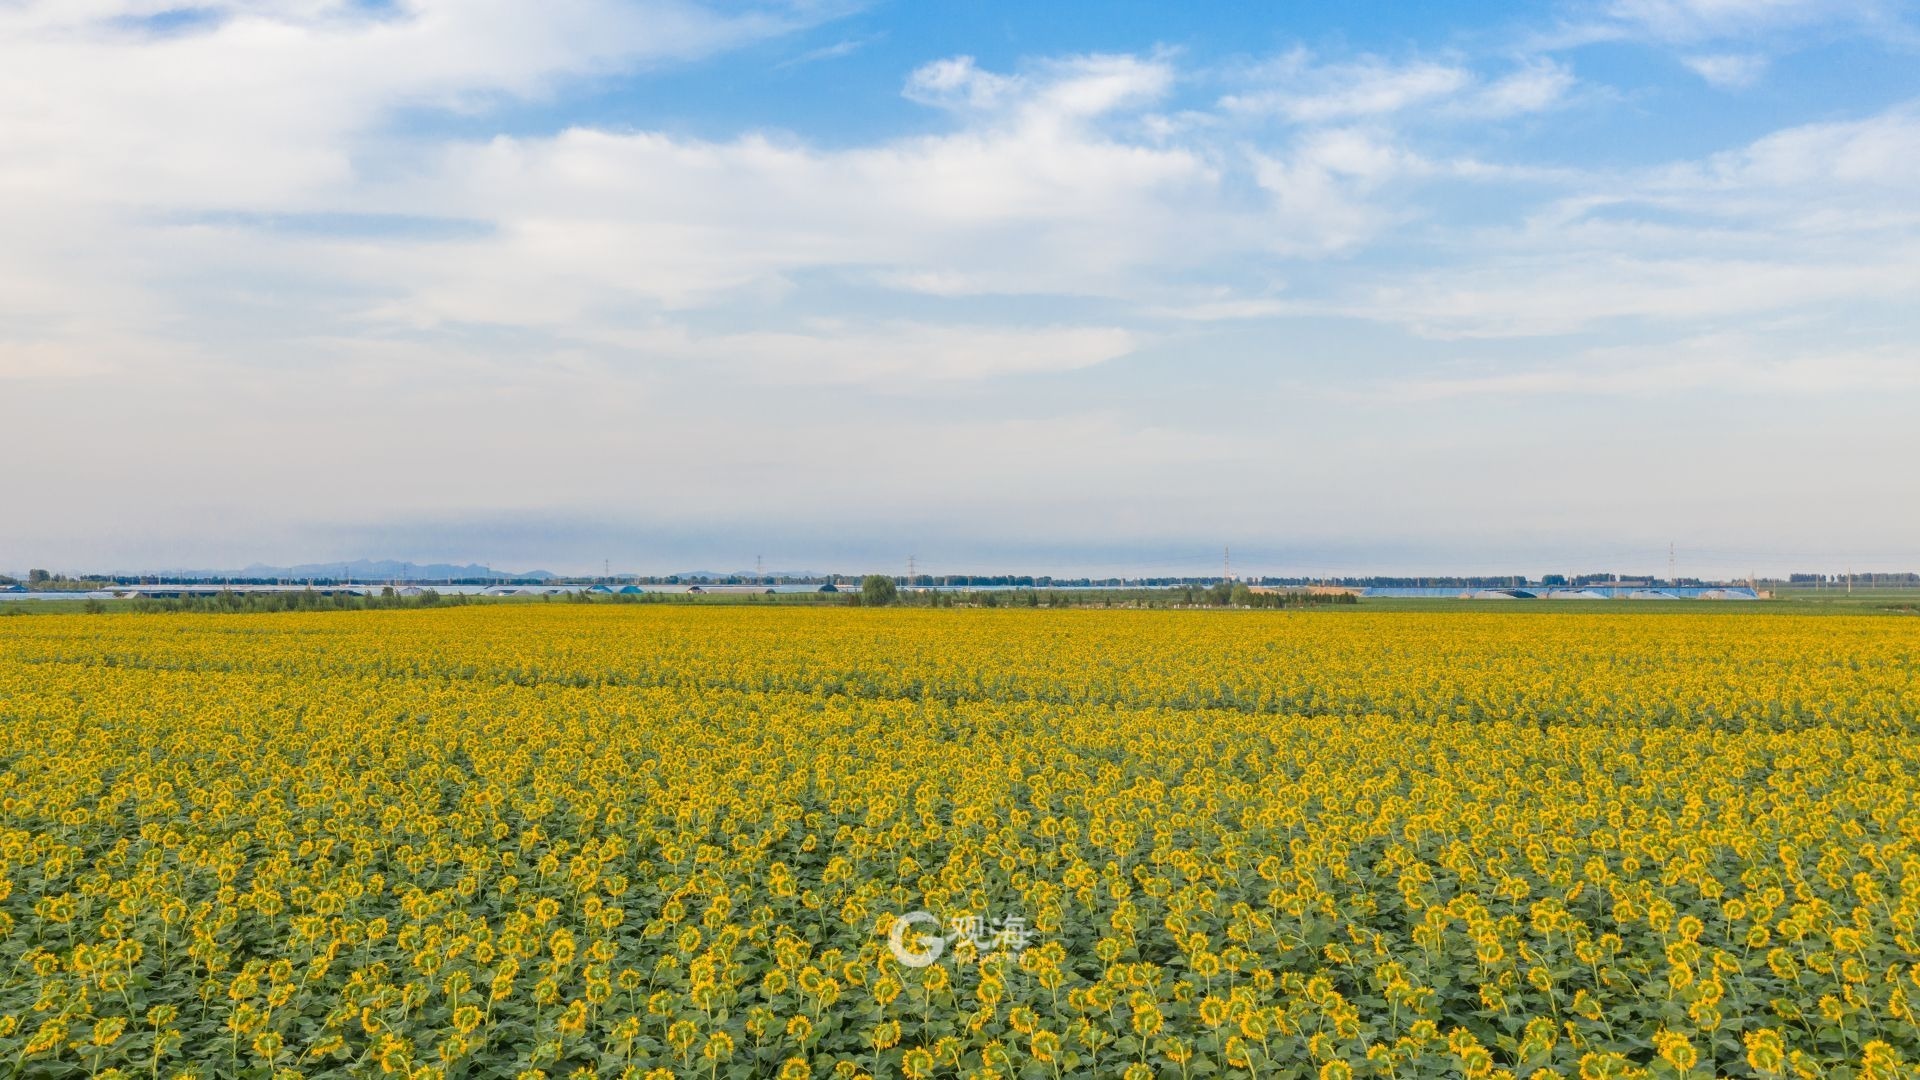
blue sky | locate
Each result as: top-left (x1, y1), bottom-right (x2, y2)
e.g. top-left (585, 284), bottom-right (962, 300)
top-left (3, 0), bottom-right (1917, 578)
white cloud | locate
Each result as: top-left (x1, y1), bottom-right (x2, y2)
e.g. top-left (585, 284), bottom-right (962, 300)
top-left (1, 42), bottom-right (1228, 380)
top-left (336, 59), bottom-right (1219, 322)
top-left (776, 34), bottom-right (881, 69)
top-left (1603, 0), bottom-right (1861, 39)
top-left (904, 53), bottom-right (1173, 122)
top-left (1681, 52), bottom-right (1770, 86)
top-left (1530, 0), bottom-right (1901, 55)
top-left (1336, 103), bottom-right (1920, 337)
top-left (1680, 109), bottom-right (1920, 194)
top-left (0, 0), bottom-right (825, 209)
top-left (0, 9), bottom-right (1604, 389)
top-left (1619, 108), bottom-right (1920, 238)
top-left (1222, 52), bottom-right (1578, 125)
top-left (1250, 129), bottom-right (1433, 254)
top-left (903, 55), bottom-right (1022, 111)
top-left (1465, 59), bottom-right (1579, 116)
top-left (1221, 51), bottom-right (1473, 122)
top-left (0, 0), bottom-right (853, 380)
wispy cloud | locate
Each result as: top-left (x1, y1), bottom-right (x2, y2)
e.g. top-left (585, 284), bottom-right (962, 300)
top-left (1681, 52), bottom-right (1770, 87)
top-left (1602, 0), bottom-right (1869, 41)
top-left (1220, 51), bottom-right (1578, 124)
top-left (776, 32), bottom-right (883, 69)
top-left (1221, 52), bottom-right (1473, 122)
top-left (1464, 59), bottom-right (1579, 115)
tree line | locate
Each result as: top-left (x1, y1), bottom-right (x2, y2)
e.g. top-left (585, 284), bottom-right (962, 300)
top-left (855, 576), bottom-right (1357, 609)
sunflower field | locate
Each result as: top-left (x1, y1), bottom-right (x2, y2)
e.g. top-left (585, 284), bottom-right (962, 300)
top-left (1, 605), bottom-right (1918, 1080)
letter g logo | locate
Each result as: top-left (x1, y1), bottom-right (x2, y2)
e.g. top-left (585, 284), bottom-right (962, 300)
top-left (887, 910), bottom-right (944, 968)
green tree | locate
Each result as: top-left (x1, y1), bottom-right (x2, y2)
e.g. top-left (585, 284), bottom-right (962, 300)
top-left (861, 575), bottom-right (899, 607)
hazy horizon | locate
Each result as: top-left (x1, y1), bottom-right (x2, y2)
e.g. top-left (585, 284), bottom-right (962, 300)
top-left (8, 543), bottom-right (1916, 583)
top-left (5, 0), bottom-right (1917, 575)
